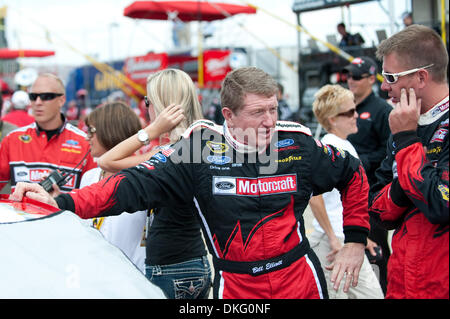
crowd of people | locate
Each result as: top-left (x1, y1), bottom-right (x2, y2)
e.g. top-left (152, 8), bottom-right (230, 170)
top-left (1, 24), bottom-right (448, 299)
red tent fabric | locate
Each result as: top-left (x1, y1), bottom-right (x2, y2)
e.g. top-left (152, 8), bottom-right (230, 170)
top-left (124, 1), bottom-right (256, 22)
top-left (0, 49), bottom-right (55, 59)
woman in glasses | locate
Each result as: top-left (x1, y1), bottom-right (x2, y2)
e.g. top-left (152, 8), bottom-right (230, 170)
top-left (80, 101), bottom-right (180, 273)
top-left (97, 69), bottom-right (212, 299)
top-left (309, 84), bottom-right (384, 299)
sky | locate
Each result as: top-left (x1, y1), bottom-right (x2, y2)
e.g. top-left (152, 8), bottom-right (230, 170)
top-left (1, 0), bottom-right (409, 67)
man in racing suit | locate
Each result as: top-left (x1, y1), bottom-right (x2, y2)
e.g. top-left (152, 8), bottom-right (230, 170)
top-left (369, 25), bottom-right (449, 299)
top-left (12, 67), bottom-right (370, 299)
top-left (0, 74), bottom-right (96, 193)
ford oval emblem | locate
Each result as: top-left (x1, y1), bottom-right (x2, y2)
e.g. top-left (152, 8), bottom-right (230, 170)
top-left (275, 139), bottom-right (294, 148)
top-left (215, 181), bottom-right (235, 190)
top-left (207, 155), bottom-right (231, 165)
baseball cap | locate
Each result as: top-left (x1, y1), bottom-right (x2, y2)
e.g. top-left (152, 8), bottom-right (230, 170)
top-left (342, 56), bottom-right (377, 77)
top-left (11, 90), bottom-right (30, 109)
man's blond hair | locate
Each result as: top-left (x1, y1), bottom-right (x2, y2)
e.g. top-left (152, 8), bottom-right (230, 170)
top-left (376, 25), bottom-right (448, 83)
top-left (35, 73), bottom-right (66, 95)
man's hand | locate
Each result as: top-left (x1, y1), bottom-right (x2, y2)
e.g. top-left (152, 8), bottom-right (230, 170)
top-left (9, 182), bottom-right (58, 208)
top-left (325, 242), bottom-right (365, 293)
top-left (389, 88), bottom-right (421, 134)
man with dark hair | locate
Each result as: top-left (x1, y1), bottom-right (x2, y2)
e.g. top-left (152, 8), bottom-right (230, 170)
top-left (12, 67), bottom-right (370, 299)
top-left (371, 24), bottom-right (449, 299)
top-left (337, 23), bottom-right (364, 48)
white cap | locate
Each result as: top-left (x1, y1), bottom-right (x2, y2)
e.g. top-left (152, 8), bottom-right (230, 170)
top-left (11, 91), bottom-right (30, 109)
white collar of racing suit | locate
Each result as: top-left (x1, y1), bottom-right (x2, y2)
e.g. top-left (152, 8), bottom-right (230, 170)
top-left (223, 120), bottom-right (312, 154)
top-left (223, 120), bottom-right (261, 154)
top-left (418, 95), bottom-right (449, 126)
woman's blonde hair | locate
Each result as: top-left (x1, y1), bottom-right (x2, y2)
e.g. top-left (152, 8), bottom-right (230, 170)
top-left (146, 69), bottom-right (203, 143)
top-left (312, 84), bottom-right (354, 132)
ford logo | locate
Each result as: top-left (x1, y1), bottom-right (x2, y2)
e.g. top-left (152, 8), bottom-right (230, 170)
top-left (215, 181), bottom-right (235, 190)
top-left (275, 139), bottom-right (294, 148)
top-left (65, 139), bottom-right (79, 145)
top-left (207, 155), bottom-right (231, 165)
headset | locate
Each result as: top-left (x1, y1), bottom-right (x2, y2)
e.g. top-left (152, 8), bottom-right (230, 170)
top-left (39, 150), bottom-right (91, 193)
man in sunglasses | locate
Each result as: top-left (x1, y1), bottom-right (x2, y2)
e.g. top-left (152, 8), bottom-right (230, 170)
top-left (0, 73), bottom-right (96, 193)
top-left (370, 25), bottom-right (449, 299)
top-left (342, 56), bottom-right (393, 295)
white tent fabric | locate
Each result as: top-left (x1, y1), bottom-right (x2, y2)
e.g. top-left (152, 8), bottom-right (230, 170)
top-left (0, 210), bottom-right (165, 299)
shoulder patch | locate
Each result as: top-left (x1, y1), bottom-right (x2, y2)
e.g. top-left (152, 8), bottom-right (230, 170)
top-left (275, 121), bottom-right (311, 136)
top-left (182, 119), bottom-right (223, 138)
top-left (65, 123), bottom-right (88, 137)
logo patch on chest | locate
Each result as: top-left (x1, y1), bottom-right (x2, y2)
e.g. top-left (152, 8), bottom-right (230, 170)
top-left (213, 174), bottom-right (297, 196)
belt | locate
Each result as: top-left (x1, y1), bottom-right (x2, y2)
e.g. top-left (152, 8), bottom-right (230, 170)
top-left (212, 241), bottom-right (310, 277)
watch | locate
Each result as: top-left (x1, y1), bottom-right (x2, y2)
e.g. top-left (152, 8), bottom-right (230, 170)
top-left (137, 129), bottom-right (150, 145)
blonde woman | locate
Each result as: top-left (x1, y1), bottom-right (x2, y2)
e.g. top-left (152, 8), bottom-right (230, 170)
top-left (98, 68), bottom-right (202, 171)
top-left (309, 84), bottom-right (384, 299)
top-left (98, 69), bottom-right (211, 299)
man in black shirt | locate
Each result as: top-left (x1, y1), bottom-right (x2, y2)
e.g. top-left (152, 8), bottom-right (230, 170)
top-left (343, 56), bottom-right (392, 295)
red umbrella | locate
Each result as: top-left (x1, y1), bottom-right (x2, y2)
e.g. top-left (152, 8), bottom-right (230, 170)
top-left (0, 49), bottom-right (55, 59)
top-left (124, 1), bottom-right (256, 22)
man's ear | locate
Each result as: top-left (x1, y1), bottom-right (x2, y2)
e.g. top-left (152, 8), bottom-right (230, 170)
top-left (222, 107), bottom-right (234, 125)
top-left (417, 69), bottom-right (429, 89)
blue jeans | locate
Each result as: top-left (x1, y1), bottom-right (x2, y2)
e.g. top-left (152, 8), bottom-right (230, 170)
top-left (145, 256), bottom-right (212, 299)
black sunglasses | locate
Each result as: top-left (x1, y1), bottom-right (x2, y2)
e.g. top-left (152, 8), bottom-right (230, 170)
top-left (29, 92), bottom-right (64, 101)
top-left (348, 74), bottom-right (370, 81)
top-left (336, 108), bottom-right (357, 117)
top-left (144, 96), bottom-right (150, 108)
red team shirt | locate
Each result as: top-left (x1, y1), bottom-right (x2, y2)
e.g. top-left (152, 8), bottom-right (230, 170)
top-left (0, 119), bottom-right (96, 193)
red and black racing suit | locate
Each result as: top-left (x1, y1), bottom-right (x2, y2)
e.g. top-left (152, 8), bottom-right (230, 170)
top-left (369, 97), bottom-right (449, 299)
top-left (55, 120), bottom-right (370, 299)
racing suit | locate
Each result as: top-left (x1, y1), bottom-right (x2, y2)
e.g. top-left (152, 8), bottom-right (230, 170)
top-left (55, 120), bottom-right (370, 299)
top-left (369, 96), bottom-right (449, 299)
top-left (0, 115), bottom-right (96, 193)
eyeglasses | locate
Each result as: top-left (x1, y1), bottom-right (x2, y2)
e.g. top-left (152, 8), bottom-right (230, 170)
top-left (348, 74), bottom-right (371, 81)
top-left (381, 64), bottom-right (434, 84)
top-left (87, 126), bottom-right (96, 138)
top-left (144, 96), bottom-right (150, 108)
top-left (336, 108), bottom-right (357, 117)
top-left (29, 92), bottom-right (64, 101)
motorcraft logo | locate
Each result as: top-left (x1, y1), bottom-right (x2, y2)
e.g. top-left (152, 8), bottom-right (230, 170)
top-left (213, 174), bottom-right (297, 196)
